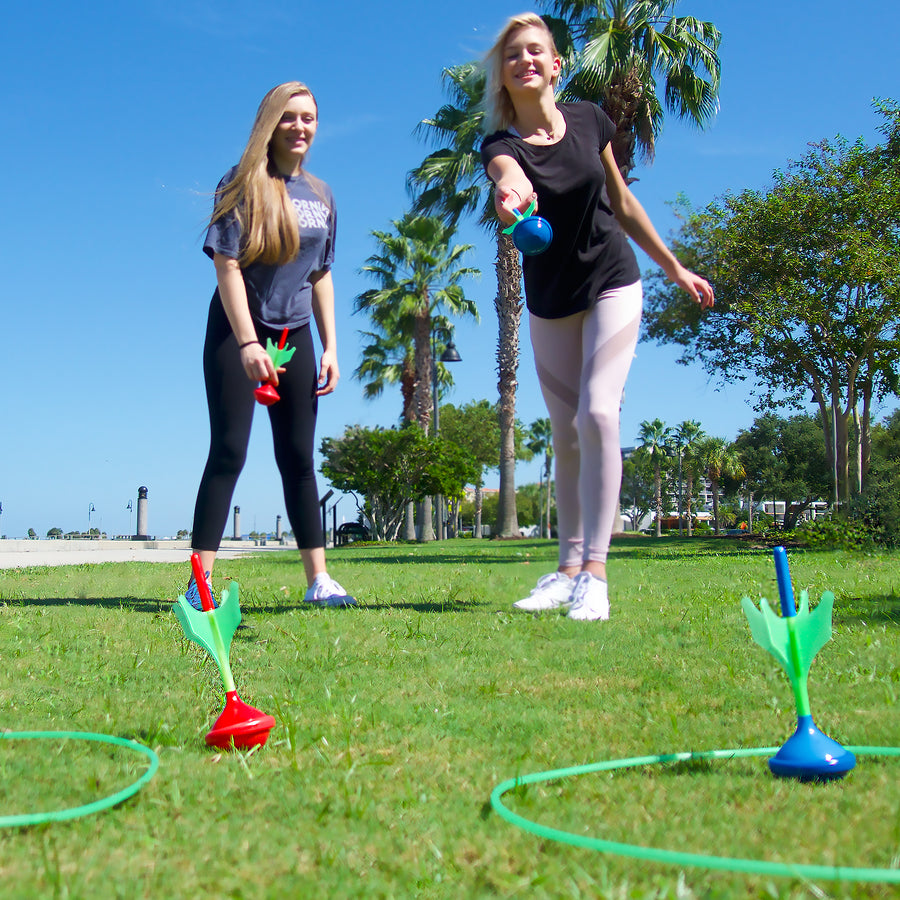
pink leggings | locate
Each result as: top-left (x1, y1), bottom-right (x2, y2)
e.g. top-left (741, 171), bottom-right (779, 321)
top-left (530, 280), bottom-right (643, 567)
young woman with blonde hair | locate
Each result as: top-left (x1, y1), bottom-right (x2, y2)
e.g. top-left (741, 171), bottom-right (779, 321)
top-left (482, 14), bottom-right (714, 620)
top-left (186, 81), bottom-right (356, 609)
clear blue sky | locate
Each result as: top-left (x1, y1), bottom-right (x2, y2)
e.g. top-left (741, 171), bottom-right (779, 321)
top-left (1, 0), bottom-right (896, 539)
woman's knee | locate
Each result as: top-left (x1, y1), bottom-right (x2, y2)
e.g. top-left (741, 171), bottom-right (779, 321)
top-left (577, 403), bottom-right (619, 446)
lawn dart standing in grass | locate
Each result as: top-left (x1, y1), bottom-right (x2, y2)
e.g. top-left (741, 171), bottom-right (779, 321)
top-left (742, 546), bottom-right (856, 780)
top-left (188, 81), bottom-right (356, 609)
top-left (481, 14), bottom-right (714, 620)
top-left (175, 553), bottom-right (276, 749)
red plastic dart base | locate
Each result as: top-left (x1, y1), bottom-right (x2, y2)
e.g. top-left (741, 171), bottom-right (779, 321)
top-left (254, 383), bottom-right (280, 406)
top-left (205, 691), bottom-right (276, 750)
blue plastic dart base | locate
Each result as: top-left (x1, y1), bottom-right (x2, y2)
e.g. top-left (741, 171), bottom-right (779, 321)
top-left (769, 715), bottom-right (856, 781)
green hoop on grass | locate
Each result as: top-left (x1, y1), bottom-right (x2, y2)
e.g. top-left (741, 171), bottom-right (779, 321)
top-left (491, 746), bottom-right (900, 883)
top-left (0, 731), bottom-right (159, 827)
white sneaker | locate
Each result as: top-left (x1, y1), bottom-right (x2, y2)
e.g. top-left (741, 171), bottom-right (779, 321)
top-left (513, 572), bottom-right (574, 612)
top-left (303, 573), bottom-right (357, 608)
top-left (567, 572), bottom-right (610, 621)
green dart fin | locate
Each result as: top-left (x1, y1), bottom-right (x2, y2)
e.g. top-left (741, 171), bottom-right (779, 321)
top-left (173, 581), bottom-right (242, 663)
top-left (741, 590), bottom-right (835, 679)
top-left (264, 337), bottom-right (296, 369)
top-left (742, 595), bottom-right (791, 672)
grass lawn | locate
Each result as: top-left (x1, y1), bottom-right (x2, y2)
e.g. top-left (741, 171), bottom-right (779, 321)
top-left (0, 535), bottom-right (898, 899)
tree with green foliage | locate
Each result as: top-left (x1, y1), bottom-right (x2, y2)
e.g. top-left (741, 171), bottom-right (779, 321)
top-left (621, 449), bottom-right (656, 531)
top-left (644, 102), bottom-right (900, 508)
top-left (638, 418), bottom-right (672, 536)
top-left (542, 0), bottom-right (721, 180)
top-left (438, 399), bottom-right (503, 538)
top-left (354, 320), bottom-right (417, 425)
top-left (734, 414), bottom-right (832, 531)
top-left (356, 214), bottom-right (478, 541)
top-left (512, 484), bottom-right (541, 529)
top-left (320, 425), bottom-right (478, 542)
top-left (853, 409), bottom-right (900, 547)
top-left (671, 419), bottom-right (704, 535)
top-left (355, 213), bottom-right (479, 437)
top-left (695, 437), bottom-right (744, 534)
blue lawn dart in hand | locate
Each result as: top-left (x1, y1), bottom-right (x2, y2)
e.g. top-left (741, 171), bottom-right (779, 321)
top-left (502, 199), bottom-right (553, 256)
top-left (741, 546), bottom-right (855, 781)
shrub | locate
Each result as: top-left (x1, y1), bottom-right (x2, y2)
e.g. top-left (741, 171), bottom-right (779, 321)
top-left (794, 517), bottom-right (874, 552)
top-left (850, 461), bottom-right (900, 548)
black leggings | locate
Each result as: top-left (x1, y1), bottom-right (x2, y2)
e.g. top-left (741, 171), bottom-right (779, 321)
top-left (191, 298), bottom-right (323, 551)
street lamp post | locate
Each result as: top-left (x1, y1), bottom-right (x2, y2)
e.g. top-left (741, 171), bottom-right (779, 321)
top-left (432, 325), bottom-right (462, 541)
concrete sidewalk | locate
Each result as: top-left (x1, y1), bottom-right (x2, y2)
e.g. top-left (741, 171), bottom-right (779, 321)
top-left (0, 539), bottom-right (297, 570)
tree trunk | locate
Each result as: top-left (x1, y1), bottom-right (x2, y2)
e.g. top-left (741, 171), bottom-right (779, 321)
top-left (419, 496), bottom-right (434, 542)
top-left (654, 462), bottom-right (662, 538)
top-left (494, 233), bottom-right (523, 537)
top-left (685, 472), bottom-right (694, 537)
top-left (413, 308), bottom-right (435, 542)
top-left (711, 480), bottom-right (721, 534)
top-left (403, 502), bottom-right (416, 541)
top-left (475, 484), bottom-right (484, 538)
top-left (860, 374), bottom-right (873, 491)
top-left (816, 394), bottom-right (853, 511)
top-left (544, 454), bottom-right (553, 538)
top-left (537, 474), bottom-right (544, 539)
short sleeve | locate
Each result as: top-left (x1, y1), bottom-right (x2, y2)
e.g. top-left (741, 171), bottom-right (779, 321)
top-left (203, 169), bottom-right (242, 260)
top-left (321, 190), bottom-right (336, 271)
top-left (481, 131), bottom-right (519, 175)
top-left (590, 104), bottom-right (616, 151)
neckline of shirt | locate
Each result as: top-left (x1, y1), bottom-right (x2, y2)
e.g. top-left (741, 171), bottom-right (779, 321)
top-left (508, 106), bottom-right (568, 147)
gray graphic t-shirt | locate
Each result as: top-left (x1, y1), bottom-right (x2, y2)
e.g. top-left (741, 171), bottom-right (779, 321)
top-left (203, 168), bottom-right (336, 329)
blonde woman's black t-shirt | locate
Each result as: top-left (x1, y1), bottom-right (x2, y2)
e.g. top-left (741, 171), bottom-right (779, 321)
top-left (481, 102), bottom-right (640, 319)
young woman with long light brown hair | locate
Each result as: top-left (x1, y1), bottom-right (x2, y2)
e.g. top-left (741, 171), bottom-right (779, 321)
top-left (186, 81), bottom-right (355, 609)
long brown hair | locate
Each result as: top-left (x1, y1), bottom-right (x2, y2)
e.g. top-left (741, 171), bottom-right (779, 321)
top-left (209, 82), bottom-right (319, 266)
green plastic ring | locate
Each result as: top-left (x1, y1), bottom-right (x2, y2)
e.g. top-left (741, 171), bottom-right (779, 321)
top-left (0, 731), bottom-right (159, 827)
top-left (491, 746), bottom-right (900, 882)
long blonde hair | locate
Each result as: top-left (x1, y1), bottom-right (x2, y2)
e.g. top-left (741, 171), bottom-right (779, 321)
top-left (485, 13), bottom-right (560, 132)
top-left (210, 82), bottom-right (319, 267)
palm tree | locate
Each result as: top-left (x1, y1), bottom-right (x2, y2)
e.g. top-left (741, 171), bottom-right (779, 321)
top-left (638, 418), bottom-right (672, 537)
top-left (672, 419), bottom-right (704, 535)
top-left (356, 213), bottom-right (479, 540)
top-left (543, 0), bottom-right (722, 180)
top-left (696, 437), bottom-right (745, 534)
top-left (356, 213), bottom-right (479, 437)
top-left (355, 311), bottom-right (460, 428)
top-left (355, 326), bottom-right (417, 425)
top-left (410, 63), bottom-right (526, 538)
top-left (527, 417), bottom-right (555, 538)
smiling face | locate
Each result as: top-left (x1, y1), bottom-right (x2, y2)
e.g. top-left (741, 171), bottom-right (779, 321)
top-left (501, 24), bottom-right (560, 97)
top-left (268, 92), bottom-right (318, 175)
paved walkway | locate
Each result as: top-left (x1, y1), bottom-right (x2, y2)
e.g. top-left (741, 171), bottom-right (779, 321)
top-left (0, 540), bottom-right (296, 570)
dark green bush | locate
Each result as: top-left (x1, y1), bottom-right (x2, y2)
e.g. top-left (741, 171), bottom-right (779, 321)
top-left (850, 460), bottom-right (900, 548)
top-left (794, 517), bottom-right (874, 552)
